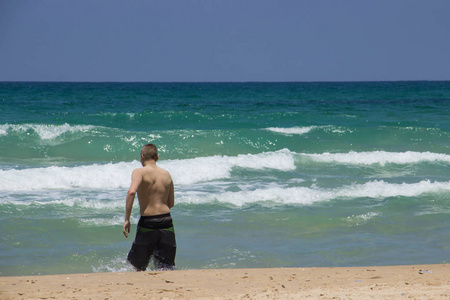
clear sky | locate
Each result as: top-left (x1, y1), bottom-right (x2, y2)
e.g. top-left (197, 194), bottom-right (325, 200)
top-left (1, 0), bottom-right (449, 82)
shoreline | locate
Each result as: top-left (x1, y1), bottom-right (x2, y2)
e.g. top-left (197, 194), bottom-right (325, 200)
top-left (1, 264), bottom-right (448, 299)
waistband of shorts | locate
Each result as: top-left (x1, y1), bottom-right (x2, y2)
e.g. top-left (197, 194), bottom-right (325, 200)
top-left (139, 213), bottom-right (171, 220)
top-left (138, 213), bottom-right (173, 229)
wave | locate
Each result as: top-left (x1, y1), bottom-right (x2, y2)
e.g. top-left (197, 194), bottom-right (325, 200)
top-left (177, 180), bottom-right (450, 206)
top-left (0, 149), bottom-right (296, 191)
top-left (264, 125), bottom-right (349, 135)
top-left (303, 151), bottom-right (450, 165)
top-left (8, 180), bottom-right (449, 209)
top-left (2, 149), bottom-right (449, 191)
top-left (265, 126), bottom-right (316, 135)
top-left (344, 212), bottom-right (382, 226)
top-left (0, 123), bottom-right (96, 140)
top-left (0, 162), bottom-right (136, 191)
top-left (166, 149), bottom-right (295, 185)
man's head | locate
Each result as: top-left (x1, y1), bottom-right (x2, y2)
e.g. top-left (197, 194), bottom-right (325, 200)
top-left (141, 144), bottom-right (158, 162)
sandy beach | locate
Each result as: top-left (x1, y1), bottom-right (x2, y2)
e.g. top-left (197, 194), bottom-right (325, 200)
top-left (1, 264), bottom-right (448, 299)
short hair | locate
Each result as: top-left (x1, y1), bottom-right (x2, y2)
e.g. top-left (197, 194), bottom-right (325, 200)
top-left (141, 144), bottom-right (158, 161)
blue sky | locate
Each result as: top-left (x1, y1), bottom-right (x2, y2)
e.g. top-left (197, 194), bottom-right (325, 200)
top-left (1, 0), bottom-right (449, 82)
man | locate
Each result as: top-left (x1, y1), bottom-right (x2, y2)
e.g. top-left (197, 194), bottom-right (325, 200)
top-left (123, 144), bottom-right (176, 271)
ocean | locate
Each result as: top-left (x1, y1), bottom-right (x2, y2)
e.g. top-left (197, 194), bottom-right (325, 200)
top-left (0, 81), bottom-right (449, 276)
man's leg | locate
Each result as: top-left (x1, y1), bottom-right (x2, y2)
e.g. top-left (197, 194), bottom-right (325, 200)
top-left (153, 229), bottom-right (176, 270)
top-left (127, 229), bottom-right (157, 271)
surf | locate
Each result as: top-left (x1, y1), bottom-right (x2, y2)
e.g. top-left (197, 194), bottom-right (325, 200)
top-left (2, 149), bottom-right (450, 191)
top-left (176, 179), bottom-right (450, 207)
top-left (302, 151), bottom-right (450, 165)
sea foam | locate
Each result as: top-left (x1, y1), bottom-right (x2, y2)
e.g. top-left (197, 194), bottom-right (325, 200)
top-left (0, 123), bottom-right (95, 140)
top-left (8, 179), bottom-right (449, 209)
top-left (264, 125), bottom-right (349, 135)
top-left (303, 151), bottom-right (450, 165)
top-left (164, 149), bottom-right (295, 185)
top-left (0, 149), bottom-right (296, 191)
top-left (265, 126), bottom-right (316, 135)
top-left (177, 180), bottom-right (450, 207)
top-left (2, 149), bottom-right (450, 191)
top-left (0, 162), bottom-right (137, 191)
top-left (2, 149), bottom-right (449, 191)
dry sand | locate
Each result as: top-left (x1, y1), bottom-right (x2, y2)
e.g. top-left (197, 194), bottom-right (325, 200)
top-left (1, 264), bottom-right (448, 299)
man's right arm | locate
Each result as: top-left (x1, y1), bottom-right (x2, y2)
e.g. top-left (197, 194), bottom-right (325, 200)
top-left (123, 169), bottom-right (142, 238)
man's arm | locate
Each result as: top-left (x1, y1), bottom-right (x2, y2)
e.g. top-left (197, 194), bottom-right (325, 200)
top-left (123, 169), bottom-right (142, 238)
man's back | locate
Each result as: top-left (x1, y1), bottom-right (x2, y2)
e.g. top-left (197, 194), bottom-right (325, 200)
top-left (134, 164), bottom-right (174, 216)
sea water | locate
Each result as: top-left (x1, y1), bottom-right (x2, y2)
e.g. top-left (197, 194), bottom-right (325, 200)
top-left (0, 82), bottom-right (449, 276)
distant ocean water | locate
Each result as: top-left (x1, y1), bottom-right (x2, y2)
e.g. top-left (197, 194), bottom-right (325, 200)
top-left (0, 81), bottom-right (449, 276)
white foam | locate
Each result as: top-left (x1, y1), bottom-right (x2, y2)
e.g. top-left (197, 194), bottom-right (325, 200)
top-left (344, 212), bottom-right (382, 225)
top-left (5, 195), bottom-right (126, 209)
top-left (0, 123), bottom-right (95, 140)
top-left (0, 124), bottom-right (9, 136)
top-left (177, 180), bottom-right (450, 207)
top-left (264, 125), bottom-right (350, 135)
top-left (304, 151), bottom-right (450, 166)
top-left (0, 150), bottom-right (296, 191)
top-left (335, 180), bottom-right (450, 199)
top-left (0, 161), bottom-right (138, 191)
top-left (92, 255), bottom-right (136, 273)
top-left (265, 126), bottom-right (316, 135)
top-left (6, 179), bottom-right (449, 209)
top-left (79, 215), bottom-right (138, 227)
top-left (162, 149), bottom-right (296, 185)
top-left (47, 197), bottom-right (124, 209)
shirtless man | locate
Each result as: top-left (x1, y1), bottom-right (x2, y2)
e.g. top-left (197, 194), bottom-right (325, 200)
top-left (123, 144), bottom-right (176, 271)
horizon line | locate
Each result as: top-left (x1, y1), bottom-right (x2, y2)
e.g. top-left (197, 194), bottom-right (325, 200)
top-left (1, 79), bottom-right (449, 84)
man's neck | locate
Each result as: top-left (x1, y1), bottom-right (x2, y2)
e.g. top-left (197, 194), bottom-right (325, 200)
top-left (142, 159), bottom-right (157, 167)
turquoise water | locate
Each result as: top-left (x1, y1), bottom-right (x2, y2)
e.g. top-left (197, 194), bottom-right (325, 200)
top-left (1, 82), bottom-right (449, 276)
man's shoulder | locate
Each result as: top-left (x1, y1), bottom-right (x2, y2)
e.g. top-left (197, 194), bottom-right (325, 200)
top-left (133, 164), bottom-right (171, 179)
top-left (156, 166), bottom-right (172, 181)
top-left (133, 166), bottom-right (144, 172)
top-left (132, 166), bottom-right (148, 176)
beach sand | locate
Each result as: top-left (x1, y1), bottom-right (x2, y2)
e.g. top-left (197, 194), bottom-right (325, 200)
top-left (1, 264), bottom-right (448, 299)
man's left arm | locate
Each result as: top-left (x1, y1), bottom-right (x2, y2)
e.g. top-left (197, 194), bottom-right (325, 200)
top-left (167, 180), bottom-right (174, 209)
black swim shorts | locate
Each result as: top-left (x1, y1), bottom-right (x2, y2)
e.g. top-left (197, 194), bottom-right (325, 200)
top-left (127, 213), bottom-right (176, 271)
